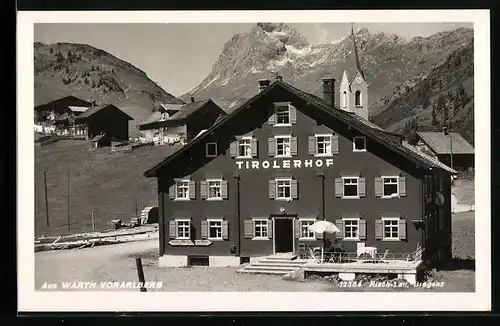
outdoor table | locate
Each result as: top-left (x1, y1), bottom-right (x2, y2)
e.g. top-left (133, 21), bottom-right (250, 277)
top-left (357, 246), bottom-right (377, 259)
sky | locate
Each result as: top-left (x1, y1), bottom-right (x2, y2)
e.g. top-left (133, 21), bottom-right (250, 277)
top-left (34, 22), bottom-right (473, 97)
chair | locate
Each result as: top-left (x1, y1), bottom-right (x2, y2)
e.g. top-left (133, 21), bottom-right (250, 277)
top-left (378, 249), bottom-right (389, 263)
top-left (309, 248), bottom-right (322, 264)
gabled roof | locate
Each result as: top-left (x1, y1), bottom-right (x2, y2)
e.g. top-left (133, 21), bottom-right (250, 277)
top-left (144, 80), bottom-right (455, 177)
top-left (417, 132), bottom-right (474, 155)
top-left (168, 100), bottom-right (213, 121)
top-left (75, 104), bottom-right (133, 120)
top-left (35, 96), bottom-right (93, 110)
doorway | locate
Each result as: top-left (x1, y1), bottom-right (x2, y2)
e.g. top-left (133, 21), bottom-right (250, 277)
top-left (274, 218), bottom-right (294, 253)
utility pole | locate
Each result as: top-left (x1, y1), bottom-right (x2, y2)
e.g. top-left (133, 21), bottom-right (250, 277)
top-left (43, 170), bottom-right (49, 227)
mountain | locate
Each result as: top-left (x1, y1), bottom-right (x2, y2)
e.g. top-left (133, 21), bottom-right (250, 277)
top-left (181, 23), bottom-right (473, 117)
top-left (34, 42), bottom-right (184, 111)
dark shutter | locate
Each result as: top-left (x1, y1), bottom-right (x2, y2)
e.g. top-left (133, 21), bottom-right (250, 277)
top-left (308, 136), bottom-right (316, 155)
top-left (295, 220), bottom-right (301, 238)
top-left (201, 220), bottom-right (208, 239)
top-left (168, 185), bottom-right (175, 199)
top-left (269, 180), bottom-right (276, 199)
top-left (221, 180), bottom-right (228, 199)
top-left (267, 220), bottom-right (273, 239)
top-left (268, 113), bottom-right (276, 125)
top-left (375, 219), bottom-right (383, 240)
top-left (335, 178), bottom-right (343, 197)
top-left (399, 177), bottom-right (407, 197)
top-left (289, 105), bottom-right (297, 124)
top-left (375, 177), bottom-right (383, 197)
top-left (200, 181), bottom-right (207, 199)
top-left (244, 220), bottom-right (254, 238)
top-left (290, 137), bottom-right (298, 156)
top-left (331, 135), bottom-right (339, 154)
top-left (251, 138), bottom-right (258, 157)
top-left (268, 138), bottom-right (276, 156)
top-left (222, 220), bottom-right (229, 240)
top-left (188, 181), bottom-right (196, 199)
top-left (359, 219), bottom-right (366, 240)
top-left (358, 178), bottom-right (366, 197)
top-left (335, 219), bottom-right (344, 238)
top-left (230, 141), bottom-right (237, 157)
top-left (169, 220), bottom-right (176, 239)
top-left (399, 219), bottom-right (407, 240)
top-left (291, 179), bottom-right (298, 199)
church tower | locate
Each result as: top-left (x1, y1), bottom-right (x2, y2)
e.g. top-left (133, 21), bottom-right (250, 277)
top-left (339, 24), bottom-right (369, 121)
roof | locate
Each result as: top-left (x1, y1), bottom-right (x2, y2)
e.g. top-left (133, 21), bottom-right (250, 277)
top-left (68, 106), bottom-right (89, 113)
top-left (168, 100), bottom-right (212, 121)
top-left (90, 134), bottom-right (106, 142)
top-left (417, 132), bottom-right (474, 155)
top-left (75, 104), bottom-right (133, 120)
top-left (160, 103), bottom-right (184, 112)
top-left (140, 111), bottom-right (167, 126)
top-left (35, 96), bottom-right (92, 110)
top-left (144, 80), bottom-right (455, 177)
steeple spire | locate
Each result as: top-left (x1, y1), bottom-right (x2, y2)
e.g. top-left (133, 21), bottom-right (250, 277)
top-left (351, 23), bottom-right (365, 80)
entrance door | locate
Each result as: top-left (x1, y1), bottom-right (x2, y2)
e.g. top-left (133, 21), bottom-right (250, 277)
top-left (274, 218), bottom-right (294, 253)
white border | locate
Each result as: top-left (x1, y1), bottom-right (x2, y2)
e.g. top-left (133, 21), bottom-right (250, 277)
top-left (18, 10), bottom-right (490, 312)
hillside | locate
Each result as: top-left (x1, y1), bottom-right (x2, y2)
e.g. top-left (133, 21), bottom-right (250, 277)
top-left (34, 42), bottom-right (184, 111)
top-left (181, 23), bottom-right (473, 114)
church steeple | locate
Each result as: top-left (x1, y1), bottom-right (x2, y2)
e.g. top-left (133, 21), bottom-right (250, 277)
top-left (351, 23), bottom-right (365, 81)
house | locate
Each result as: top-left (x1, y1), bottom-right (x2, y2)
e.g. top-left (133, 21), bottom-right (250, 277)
top-left (74, 104), bottom-right (133, 147)
top-left (138, 98), bottom-right (226, 145)
top-left (52, 106), bottom-right (92, 136)
top-left (34, 96), bottom-right (93, 123)
top-left (415, 131), bottom-right (474, 171)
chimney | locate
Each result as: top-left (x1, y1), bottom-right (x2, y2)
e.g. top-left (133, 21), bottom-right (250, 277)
top-left (258, 79), bottom-right (270, 92)
top-left (275, 75), bottom-right (283, 82)
top-left (321, 77), bottom-right (336, 107)
top-left (190, 96), bottom-right (195, 103)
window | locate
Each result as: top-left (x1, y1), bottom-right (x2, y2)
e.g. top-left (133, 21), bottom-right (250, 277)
top-left (207, 179), bottom-right (222, 200)
top-left (300, 219), bottom-right (315, 239)
top-left (238, 137), bottom-right (252, 158)
top-left (275, 135), bottom-right (291, 157)
top-left (175, 180), bottom-right (190, 200)
top-left (208, 219), bottom-right (223, 240)
top-left (382, 176), bottom-right (399, 197)
top-left (316, 135), bottom-right (332, 156)
top-left (254, 219), bottom-right (269, 238)
top-left (176, 219), bottom-right (191, 239)
top-left (275, 104), bottom-right (290, 125)
top-left (355, 91), bottom-right (362, 107)
top-left (206, 142), bottom-right (217, 157)
top-left (343, 177), bottom-right (359, 197)
top-left (343, 219), bottom-right (359, 239)
top-left (276, 178), bottom-right (292, 200)
top-left (353, 136), bottom-right (366, 151)
top-left (342, 91), bottom-right (347, 108)
top-left (383, 218), bottom-right (399, 240)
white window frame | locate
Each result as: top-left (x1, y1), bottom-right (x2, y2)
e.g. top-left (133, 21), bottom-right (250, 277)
top-left (237, 136), bottom-right (252, 158)
top-left (205, 142), bottom-right (218, 158)
top-left (175, 219), bottom-right (191, 240)
top-left (207, 218), bottom-right (223, 240)
top-left (275, 135), bottom-right (292, 158)
top-left (353, 136), bottom-right (367, 152)
top-left (206, 178), bottom-right (223, 201)
top-left (174, 179), bottom-right (190, 201)
top-left (275, 178), bottom-right (292, 201)
top-left (315, 134), bottom-right (333, 157)
top-left (253, 219), bottom-right (269, 240)
top-left (342, 218), bottom-right (360, 240)
top-left (342, 176), bottom-right (359, 198)
top-left (381, 176), bottom-right (400, 198)
top-left (299, 219), bottom-right (316, 240)
top-left (274, 102), bottom-right (292, 126)
top-left (381, 217), bottom-right (400, 241)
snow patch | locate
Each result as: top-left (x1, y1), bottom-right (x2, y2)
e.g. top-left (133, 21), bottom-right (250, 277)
top-left (220, 77), bottom-right (230, 86)
top-left (251, 67), bottom-right (262, 74)
top-left (203, 74), bottom-right (220, 89)
top-left (228, 100), bottom-right (240, 109)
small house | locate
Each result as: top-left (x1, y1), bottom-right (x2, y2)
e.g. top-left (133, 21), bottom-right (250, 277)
top-left (34, 96), bottom-right (93, 124)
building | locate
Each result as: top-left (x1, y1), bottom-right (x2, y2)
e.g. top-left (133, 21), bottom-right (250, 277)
top-left (34, 96), bottom-right (93, 123)
top-left (74, 104), bottom-right (133, 147)
top-left (138, 98), bottom-right (226, 145)
top-left (116, 105), bottom-right (167, 141)
top-left (415, 131), bottom-right (474, 171)
top-left (52, 106), bottom-right (92, 136)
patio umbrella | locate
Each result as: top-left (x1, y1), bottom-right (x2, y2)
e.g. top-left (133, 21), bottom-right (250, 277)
top-left (308, 221), bottom-right (340, 262)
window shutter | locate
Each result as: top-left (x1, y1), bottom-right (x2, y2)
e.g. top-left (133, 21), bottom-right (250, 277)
top-left (331, 135), bottom-right (339, 154)
top-left (308, 136), bottom-right (316, 155)
top-left (315, 219), bottom-right (323, 239)
top-left (244, 220), bottom-right (254, 239)
top-left (269, 180), bottom-right (276, 199)
top-left (399, 219), bottom-right (407, 240)
top-left (291, 137), bottom-right (298, 156)
top-left (230, 141), bottom-right (237, 157)
top-left (335, 219), bottom-right (344, 238)
top-left (375, 177), bottom-right (383, 197)
top-left (188, 181), bottom-right (196, 199)
top-left (221, 180), bottom-right (228, 199)
top-left (222, 220), bottom-right (229, 240)
top-left (268, 113), bottom-right (276, 125)
top-left (335, 178), bottom-right (343, 197)
top-left (268, 138), bottom-right (276, 156)
top-left (359, 219), bottom-right (366, 240)
top-left (289, 105), bottom-right (297, 124)
top-left (399, 177), bottom-right (407, 197)
top-left (375, 219), bottom-right (383, 240)
top-left (291, 179), bottom-right (298, 199)
top-left (200, 181), bottom-right (207, 199)
top-left (168, 185), bottom-right (175, 199)
top-left (251, 138), bottom-right (258, 157)
top-left (295, 220), bottom-right (301, 238)
top-left (201, 220), bottom-right (208, 239)
top-left (169, 220), bottom-right (176, 239)
top-left (358, 178), bottom-right (366, 197)
top-left (267, 220), bottom-right (273, 239)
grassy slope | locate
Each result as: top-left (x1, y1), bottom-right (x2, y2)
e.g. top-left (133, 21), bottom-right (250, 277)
top-left (35, 141), bottom-right (179, 237)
